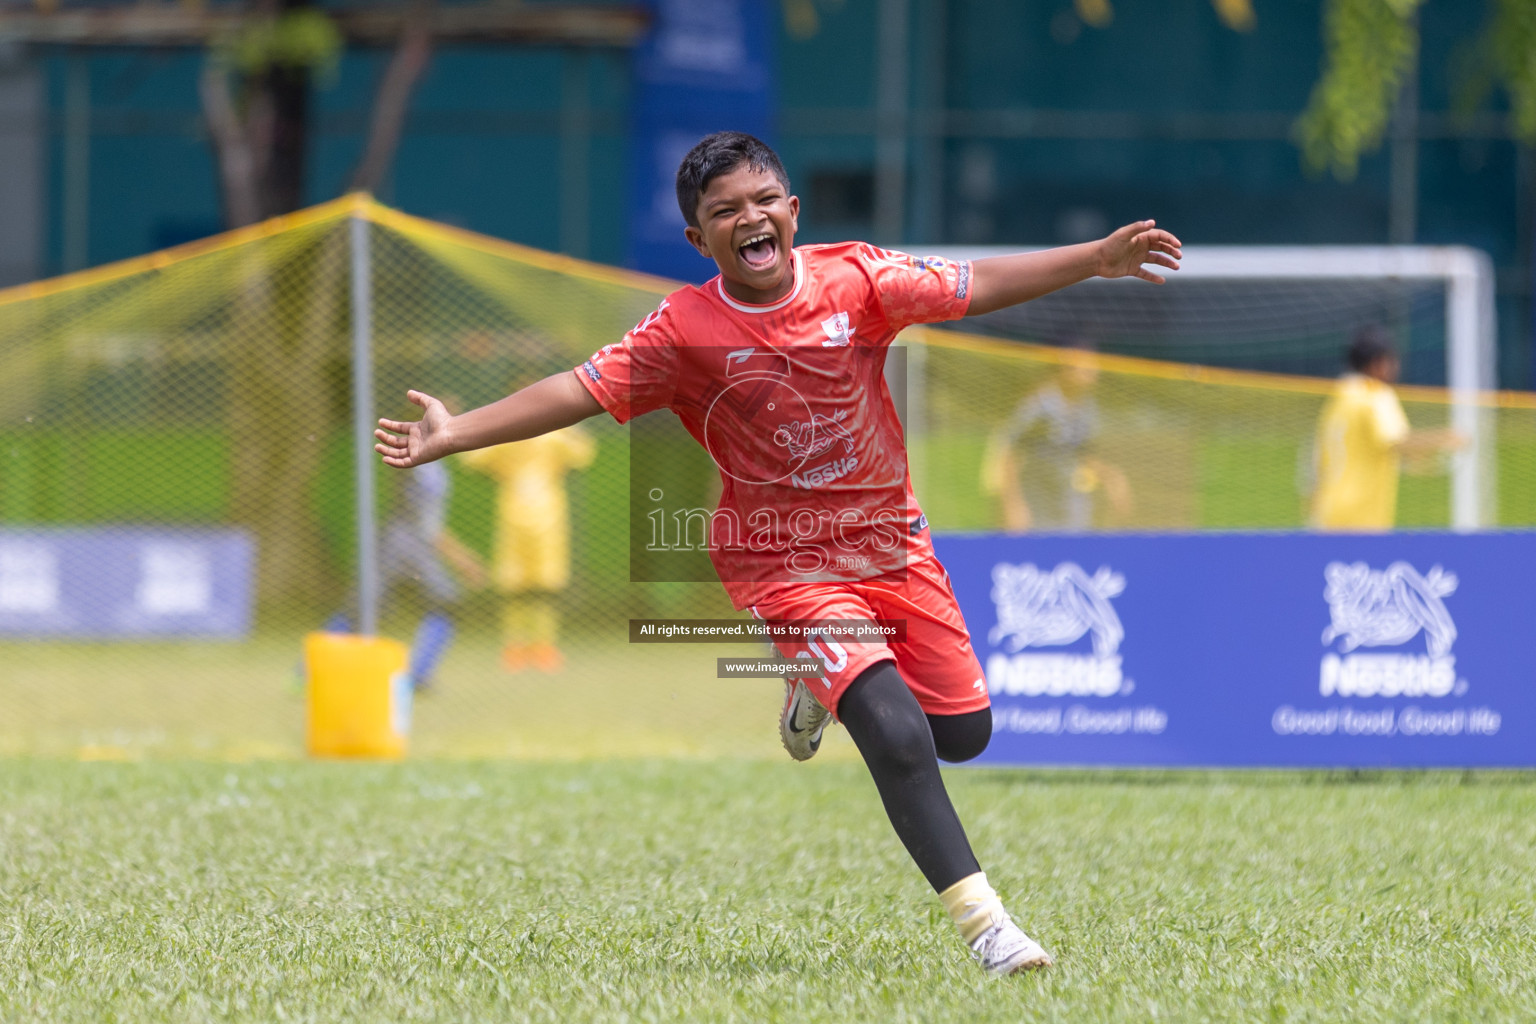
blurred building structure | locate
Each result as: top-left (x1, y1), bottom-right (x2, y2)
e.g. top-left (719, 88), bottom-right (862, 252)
top-left (0, 0), bottom-right (1529, 385)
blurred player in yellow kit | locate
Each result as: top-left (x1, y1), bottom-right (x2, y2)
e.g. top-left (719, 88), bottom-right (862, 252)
top-left (461, 426), bottom-right (594, 671)
top-left (1312, 326), bottom-right (1462, 531)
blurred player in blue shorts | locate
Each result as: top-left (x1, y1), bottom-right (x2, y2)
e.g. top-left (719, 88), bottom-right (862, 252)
top-left (982, 338), bottom-right (1132, 532)
top-left (319, 456), bottom-right (485, 691)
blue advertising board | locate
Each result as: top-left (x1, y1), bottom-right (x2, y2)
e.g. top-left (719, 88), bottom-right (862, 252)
top-left (626, 0), bottom-right (775, 282)
top-left (0, 528), bottom-right (254, 639)
top-left (933, 533), bottom-right (1536, 768)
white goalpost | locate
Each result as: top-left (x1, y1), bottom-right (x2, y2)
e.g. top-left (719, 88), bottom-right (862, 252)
top-left (917, 244), bottom-right (1499, 530)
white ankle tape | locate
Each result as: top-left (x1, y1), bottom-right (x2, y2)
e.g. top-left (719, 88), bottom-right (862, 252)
top-left (938, 872), bottom-right (1007, 946)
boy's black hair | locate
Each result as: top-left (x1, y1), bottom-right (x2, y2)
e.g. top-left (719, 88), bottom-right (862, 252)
top-left (675, 132), bottom-right (791, 229)
top-left (1346, 325), bottom-right (1397, 372)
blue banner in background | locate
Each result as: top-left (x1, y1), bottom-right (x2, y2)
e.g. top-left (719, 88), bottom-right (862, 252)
top-left (0, 529), bottom-right (254, 639)
top-left (933, 533), bottom-right (1536, 768)
top-left (626, 0), bottom-right (775, 282)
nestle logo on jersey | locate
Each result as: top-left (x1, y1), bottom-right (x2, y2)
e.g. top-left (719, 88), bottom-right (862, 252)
top-left (791, 456), bottom-right (858, 489)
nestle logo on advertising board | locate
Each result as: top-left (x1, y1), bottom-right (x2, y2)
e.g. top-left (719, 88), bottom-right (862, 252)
top-left (985, 562), bottom-right (1132, 698)
top-left (1318, 561), bottom-right (1466, 699)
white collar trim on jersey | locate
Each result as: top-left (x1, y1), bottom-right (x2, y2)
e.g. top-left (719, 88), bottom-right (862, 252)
top-left (715, 250), bottom-right (803, 314)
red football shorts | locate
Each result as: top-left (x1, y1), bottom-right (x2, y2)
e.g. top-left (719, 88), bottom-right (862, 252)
top-left (750, 554), bottom-right (990, 720)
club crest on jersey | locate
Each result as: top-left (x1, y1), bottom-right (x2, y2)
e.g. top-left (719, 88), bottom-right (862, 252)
top-left (859, 246), bottom-right (953, 284)
top-left (821, 312), bottom-right (856, 347)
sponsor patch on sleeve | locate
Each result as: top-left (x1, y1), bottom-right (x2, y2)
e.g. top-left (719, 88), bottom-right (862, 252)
top-left (581, 360), bottom-right (602, 382)
top-left (956, 260), bottom-right (971, 300)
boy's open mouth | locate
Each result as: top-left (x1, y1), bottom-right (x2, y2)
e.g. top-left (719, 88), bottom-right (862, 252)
top-left (738, 232), bottom-right (778, 270)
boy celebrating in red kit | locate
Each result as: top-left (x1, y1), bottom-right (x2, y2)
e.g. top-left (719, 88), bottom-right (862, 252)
top-left (376, 132), bottom-right (1180, 975)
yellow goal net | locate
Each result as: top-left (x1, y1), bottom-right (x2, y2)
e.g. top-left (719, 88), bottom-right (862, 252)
top-left (1, 197), bottom-right (1531, 759)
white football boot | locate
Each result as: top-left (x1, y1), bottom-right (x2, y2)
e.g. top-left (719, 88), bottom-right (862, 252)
top-left (971, 917), bottom-right (1054, 975)
top-left (779, 678), bottom-right (832, 761)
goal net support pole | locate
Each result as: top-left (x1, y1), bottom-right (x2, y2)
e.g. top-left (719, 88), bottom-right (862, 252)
top-left (350, 206), bottom-right (380, 634)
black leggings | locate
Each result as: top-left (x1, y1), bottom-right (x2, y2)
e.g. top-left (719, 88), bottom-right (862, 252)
top-left (837, 660), bottom-right (992, 892)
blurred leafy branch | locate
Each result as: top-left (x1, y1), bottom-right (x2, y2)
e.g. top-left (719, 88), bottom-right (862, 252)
top-left (1492, 0), bottom-right (1536, 140)
top-left (1297, 0), bottom-right (1536, 179)
top-left (211, 8), bottom-right (343, 82)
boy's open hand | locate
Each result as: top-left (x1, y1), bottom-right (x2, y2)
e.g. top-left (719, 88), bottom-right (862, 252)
top-left (1097, 220), bottom-right (1182, 284)
top-left (376, 390), bottom-right (453, 468)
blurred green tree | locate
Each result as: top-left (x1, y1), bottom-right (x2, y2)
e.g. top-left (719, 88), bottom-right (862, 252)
top-left (1297, 0), bottom-right (1536, 176)
top-left (0, 1), bottom-right (646, 226)
top-left (0, 0), bottom-right (644, 606)
top-left (201, 0), bottom-right (418, 226)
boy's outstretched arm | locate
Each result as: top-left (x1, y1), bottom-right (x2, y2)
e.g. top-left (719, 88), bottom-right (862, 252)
top-left (375, 371), bottom-right (602, 469)
top-left (966, 220), bottom-right (1182, 316)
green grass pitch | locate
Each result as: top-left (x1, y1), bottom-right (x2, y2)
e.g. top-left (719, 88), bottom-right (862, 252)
top-left (0, 637), bottom-right (792, 760)
top-left (1, 761), bottom-right (1532, 1022)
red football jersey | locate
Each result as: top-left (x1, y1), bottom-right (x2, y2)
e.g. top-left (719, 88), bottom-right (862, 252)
top-left (575, 243), bottom-right (973, 609)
